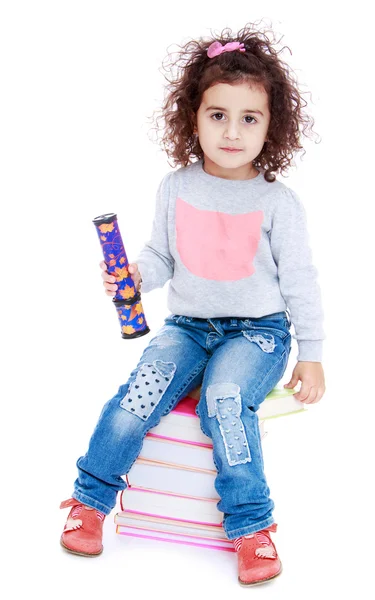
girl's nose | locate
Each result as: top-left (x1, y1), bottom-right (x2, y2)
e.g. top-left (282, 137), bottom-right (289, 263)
top-left (224, 122), bottom-right (240, 140)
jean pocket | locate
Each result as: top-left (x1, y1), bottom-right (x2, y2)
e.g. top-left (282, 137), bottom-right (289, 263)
top-left (241, 317), bottom-right (289, 340)
top-left (276, 316), bottom-right (290, 331)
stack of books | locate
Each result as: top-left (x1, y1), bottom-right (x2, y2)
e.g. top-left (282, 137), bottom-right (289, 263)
top-left (115, 386), bottom-right (302, 552)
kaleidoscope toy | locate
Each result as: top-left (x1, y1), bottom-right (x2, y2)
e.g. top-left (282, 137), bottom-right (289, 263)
top-left (93, 213), bottom-right (150, 339)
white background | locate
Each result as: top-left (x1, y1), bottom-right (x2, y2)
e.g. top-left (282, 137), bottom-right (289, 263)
top-left (1, 1), bottom-right (373, 598)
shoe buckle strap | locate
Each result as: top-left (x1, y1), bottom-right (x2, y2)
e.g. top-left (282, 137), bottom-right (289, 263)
top-left (60, 498), bottom-right (83, 510)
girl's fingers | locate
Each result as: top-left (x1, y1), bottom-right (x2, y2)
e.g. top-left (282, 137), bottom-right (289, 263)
top-left (128, 263), bottom-right (138, 275)
top-left (309, 387), bottom-right (325, 404)
top-left (103, 273), bottom-right (117, 283)
top-left (100, 261), bottom-right (117, 282)
top-left (103, 280), bottom-right (118, 290)
top-left (100, 267), bottom-right (117, 283)
top-left (299, 385), bottom-right (319, 405)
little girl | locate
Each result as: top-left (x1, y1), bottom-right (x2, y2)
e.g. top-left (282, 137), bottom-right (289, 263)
top-left (60, 22), bottom-right (326, 586)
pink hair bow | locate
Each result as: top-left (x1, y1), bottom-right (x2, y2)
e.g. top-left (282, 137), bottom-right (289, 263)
top-left (207, 41), bottom-right (246, 59)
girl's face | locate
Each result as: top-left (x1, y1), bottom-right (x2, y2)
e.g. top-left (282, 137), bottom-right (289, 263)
top-left (195, 81), bottom-right (270, 180)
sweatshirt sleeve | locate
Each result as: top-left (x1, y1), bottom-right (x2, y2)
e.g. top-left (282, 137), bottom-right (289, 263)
top-left (270, 188), bottom-right (325, 362)
top-left (135, 172), bottom-right (174, 293)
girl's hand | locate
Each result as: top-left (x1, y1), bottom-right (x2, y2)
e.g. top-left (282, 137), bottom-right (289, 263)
top-left (284, 361), bottom-right (326, 404)
top-left (100, 260), bottom-right (142, 296)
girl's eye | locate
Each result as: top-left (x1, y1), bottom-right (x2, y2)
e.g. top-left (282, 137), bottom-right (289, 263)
top-left (211, 113), bottom-right (225, 121)
top-left (244, 115), bottom-right (256, 124)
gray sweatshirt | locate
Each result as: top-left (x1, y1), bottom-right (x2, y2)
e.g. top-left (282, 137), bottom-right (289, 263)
top-left (136, 159), bottom-right (325, 362)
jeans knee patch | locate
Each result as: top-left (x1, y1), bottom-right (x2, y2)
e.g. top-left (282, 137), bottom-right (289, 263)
top-left (242, 331), bottom-right (275, 353)
top-left (120, 360), bottom-right (176, 421)
top-left (206, 383), bottom-right (251, 466)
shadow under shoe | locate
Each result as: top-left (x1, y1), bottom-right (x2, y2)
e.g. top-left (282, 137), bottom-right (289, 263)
top-left (60, 498), bottom-right (105, 557)
top-left (234, 523), bottom-right (282, 586)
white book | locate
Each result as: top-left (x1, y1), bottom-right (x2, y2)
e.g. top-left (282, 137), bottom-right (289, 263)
top-left (120, 487), bottom-right (223, 525)
top-left (256, 387), bottom-right (304, 419)
top-left (115, 511), bottom-right (227, 540)
top-left (128, 458), bottom-right (218, 499)
top-left (139, 437), bottom-right (215, 471)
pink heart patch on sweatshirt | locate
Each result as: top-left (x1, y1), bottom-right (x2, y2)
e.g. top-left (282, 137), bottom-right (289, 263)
top-left (176, 198), bottom-right (264, 281)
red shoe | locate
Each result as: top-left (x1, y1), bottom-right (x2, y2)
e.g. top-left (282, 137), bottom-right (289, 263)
top-left (234, 523), bottom-right (282, 586)
top-left (60, 498), bottom-right (105, 557)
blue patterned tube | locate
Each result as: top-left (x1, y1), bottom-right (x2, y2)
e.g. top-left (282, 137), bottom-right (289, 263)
top-left (93, 212), bottom-right (150, 339)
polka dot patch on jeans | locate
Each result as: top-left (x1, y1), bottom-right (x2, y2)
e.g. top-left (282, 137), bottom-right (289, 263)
top-left (120, 360), bottom-right (176, 421)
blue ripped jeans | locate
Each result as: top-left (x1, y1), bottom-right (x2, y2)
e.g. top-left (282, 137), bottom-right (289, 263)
top-left (74, 311), bottom-right (291, 539)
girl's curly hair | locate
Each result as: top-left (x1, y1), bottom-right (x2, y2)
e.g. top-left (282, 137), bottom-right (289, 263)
top-left (150, 20), bottom-right (320, 182)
